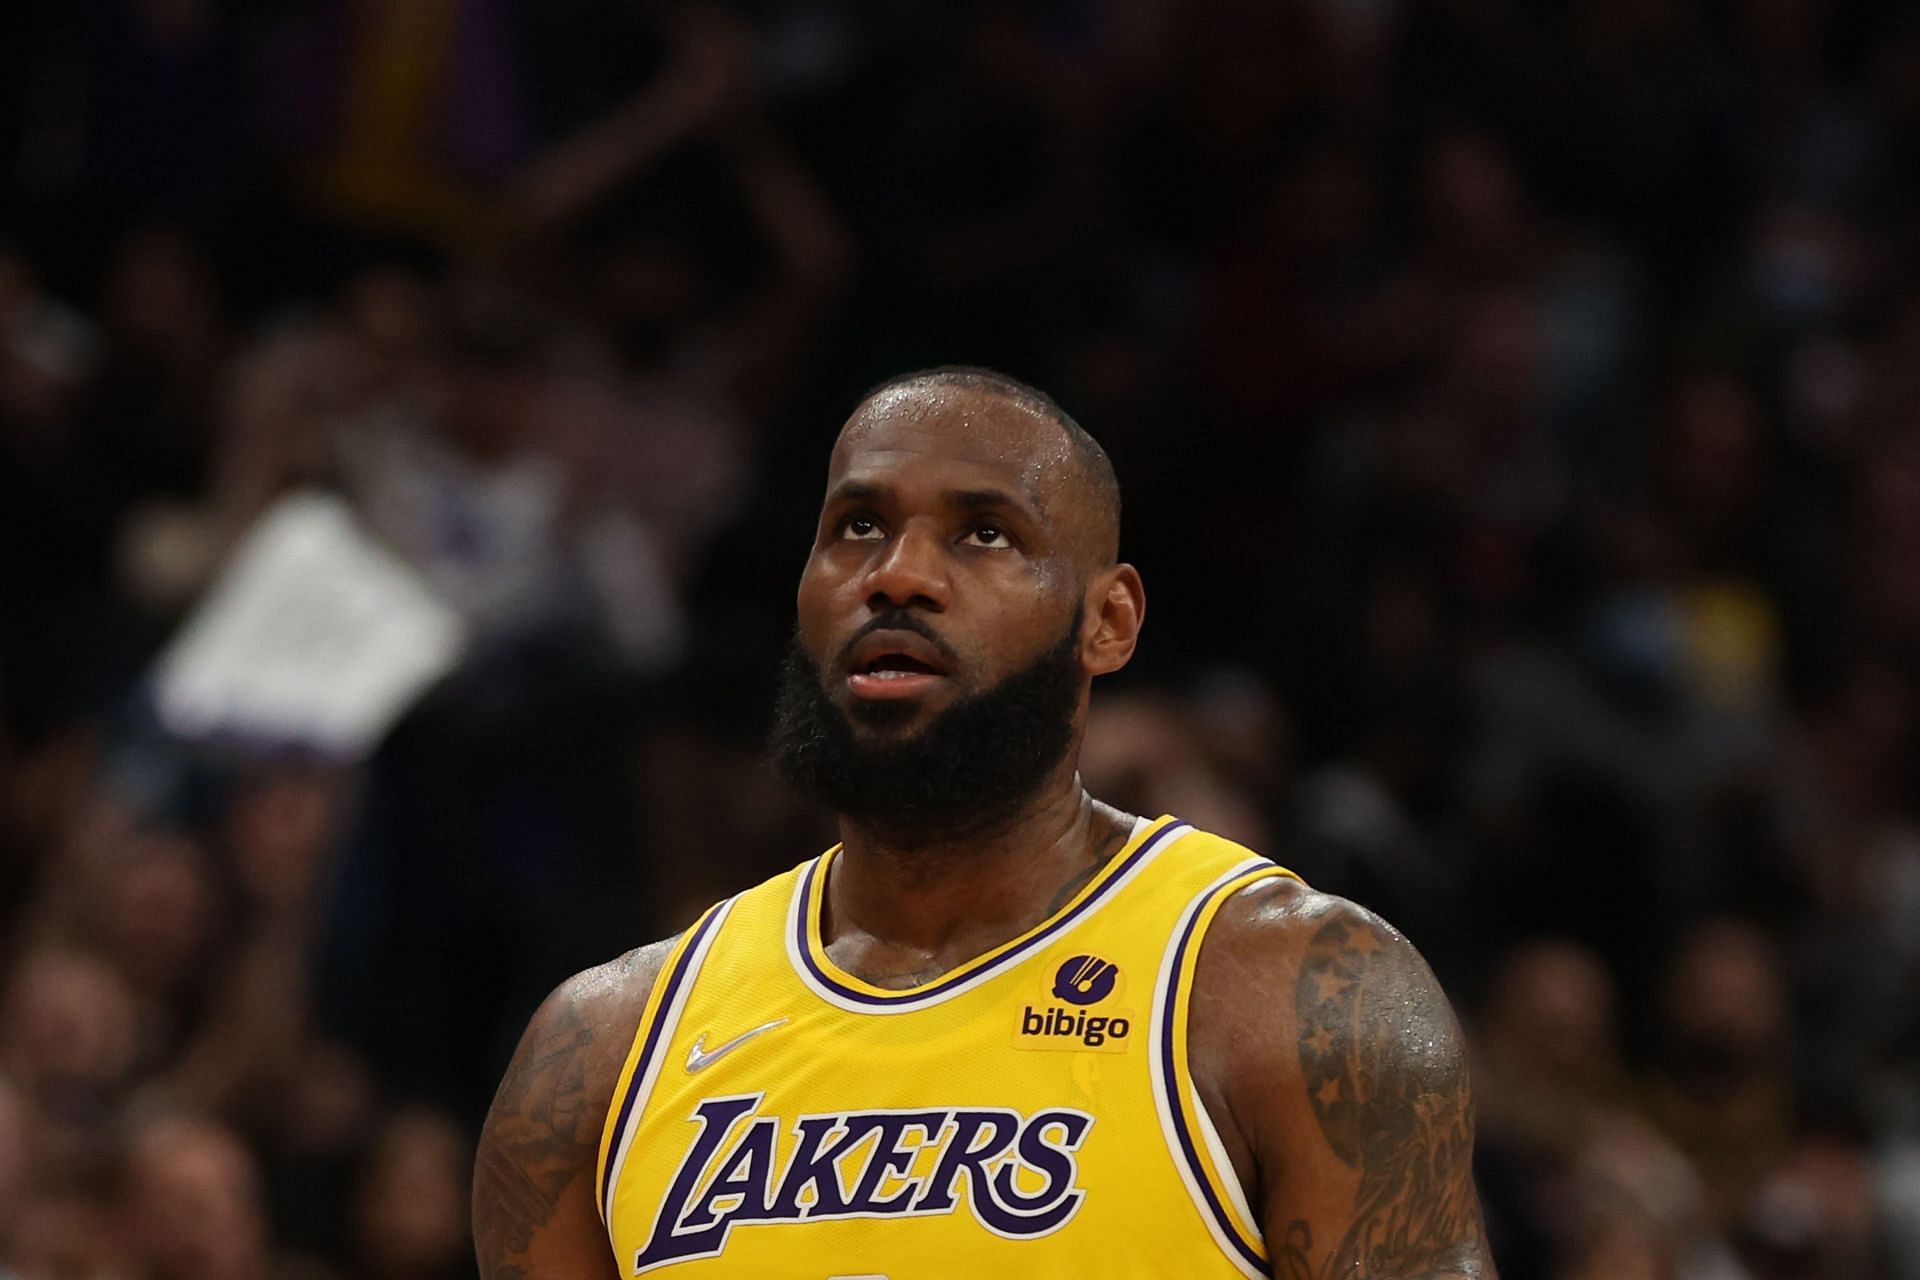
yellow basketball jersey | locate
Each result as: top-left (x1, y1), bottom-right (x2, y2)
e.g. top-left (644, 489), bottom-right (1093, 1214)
top-left (595, 815), bottom-right (1298, 1278)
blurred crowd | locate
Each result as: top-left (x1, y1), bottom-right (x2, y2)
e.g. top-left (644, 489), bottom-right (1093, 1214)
top-left (3, 0), bottom-right (1920, 1277)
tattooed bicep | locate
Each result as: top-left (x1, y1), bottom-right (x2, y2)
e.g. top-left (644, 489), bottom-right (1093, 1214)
top-left (473, 986), bottom-right (602, 1278)
top-left (1294, 910), bottom-right (1470, 1165)
top-left (474, 945), bottom-right (669, 1280)
top-left (1270, 902), bottom-right (1495, 1280)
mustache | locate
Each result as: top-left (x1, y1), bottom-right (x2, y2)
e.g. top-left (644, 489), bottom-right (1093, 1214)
top-left (837, 609), bottom-right (961, 671)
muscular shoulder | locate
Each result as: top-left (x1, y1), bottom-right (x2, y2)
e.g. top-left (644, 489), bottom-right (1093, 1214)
top-left (1187, 881), bottom-right (1490, 1277)
top-left (473, 937), bottom-right (679, 1280)
top-left (1190, 882), bottom-right (1459, 1074)
top-left (537, 939), bottom-right (679, 1086)
top-left (1190, 881), bottom-right (1471, 1141)
top-left (508, 939), bottom-right (678, 1125)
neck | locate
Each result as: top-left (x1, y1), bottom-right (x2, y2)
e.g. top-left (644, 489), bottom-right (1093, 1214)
top-left (822, 767), bottom-right (1136, 988)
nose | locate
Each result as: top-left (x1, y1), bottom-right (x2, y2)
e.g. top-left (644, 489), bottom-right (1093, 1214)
top-left (861, 521), bottom-right (949, 612)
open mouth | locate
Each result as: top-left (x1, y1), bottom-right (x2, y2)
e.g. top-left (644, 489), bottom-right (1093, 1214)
top-left (858, 653), bottom-right (941, 678)
top-left (845, 631), bottom-right (952, 698)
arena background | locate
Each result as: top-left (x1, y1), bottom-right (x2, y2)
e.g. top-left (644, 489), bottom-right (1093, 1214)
top-left (3, 2), bottom-right (1920, 1277)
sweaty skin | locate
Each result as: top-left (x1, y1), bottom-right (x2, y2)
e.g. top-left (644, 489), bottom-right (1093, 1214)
top-left (472, 378), bottom-right (1496, 1279)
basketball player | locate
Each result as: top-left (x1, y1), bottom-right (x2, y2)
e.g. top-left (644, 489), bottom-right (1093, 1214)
top-left (474, 368), bottom-right (1496, 1278)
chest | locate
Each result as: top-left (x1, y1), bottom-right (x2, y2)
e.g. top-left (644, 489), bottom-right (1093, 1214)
top-left (597, 827), bottom-right (1282, 1277)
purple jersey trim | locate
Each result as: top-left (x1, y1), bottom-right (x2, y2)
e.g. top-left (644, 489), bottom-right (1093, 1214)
top-left (1158, 869), bottom-right (1275, 1276)
top-left (795, 819), bottom-right (1193, 1008)
top-left (599, 902), bottom-right (729, 1216)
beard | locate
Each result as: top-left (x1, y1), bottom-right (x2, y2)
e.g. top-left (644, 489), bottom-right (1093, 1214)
top-left (769, 608), bottom-right (1083, 845)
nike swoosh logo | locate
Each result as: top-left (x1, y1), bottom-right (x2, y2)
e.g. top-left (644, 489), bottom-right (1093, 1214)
top-left (685, 1017), bottom-right (790, 1073)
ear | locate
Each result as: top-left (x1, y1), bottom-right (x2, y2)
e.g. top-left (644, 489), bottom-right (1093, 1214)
top-left (1081, 564), bottom-right (1145, 677)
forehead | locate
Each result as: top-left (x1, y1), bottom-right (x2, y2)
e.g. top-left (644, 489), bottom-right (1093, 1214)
top-left (829, 384), bottom-right (1074, 503)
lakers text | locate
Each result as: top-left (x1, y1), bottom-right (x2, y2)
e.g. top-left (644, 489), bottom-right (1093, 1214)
top-left (633, 1094), bottom-right (1095, 1272)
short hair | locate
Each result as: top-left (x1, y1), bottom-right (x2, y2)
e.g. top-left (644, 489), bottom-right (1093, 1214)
top-left (859, 366), bottom-right (1122, 563)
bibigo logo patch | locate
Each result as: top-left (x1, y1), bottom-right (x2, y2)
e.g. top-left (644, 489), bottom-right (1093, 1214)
top-left (1014, 955), bottom-right (1133, 1053)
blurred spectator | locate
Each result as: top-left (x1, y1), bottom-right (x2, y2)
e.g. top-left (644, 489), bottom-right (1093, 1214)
top-left (1081, 690), bottom-right (1273, 850)
top-left (1471, 940), bottom-right (1701, 1277)
top-left (1, 1190), bottom-right (124, 1280)
top-left (1643, 920), bottom-right (1794, 1215)
top-left (254, 1039), bottom-right (377, 1270)
top-left (118, 1113), bottom-right (275, 1280)
top-left (0, 948), bottom-right (142, 1191)
top-left (349, 1108), bottom-right (470, 1280)
top-left (0, 1074), bottom-right (25, 1253)
top-left (1479, 940), bottom-right (1627, 1156)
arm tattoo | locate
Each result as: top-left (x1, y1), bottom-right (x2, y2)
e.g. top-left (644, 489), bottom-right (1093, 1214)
top-left (473, 993), bottom-right (598, 1280)
top-left (1275, 914), bottom-right (1491, 1280)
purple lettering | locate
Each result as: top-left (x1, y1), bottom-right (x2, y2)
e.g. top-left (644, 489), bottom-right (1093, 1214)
top-left (910, 1110), bottom-right (1019, 1214)
top-left (677, 1116), bottom-right (778, 1231)
top-left (632, 1098), bottom-right (1093, 1271)
top-left (981, 1111), bottom-right (1092, 1236)
top-left (846, 1112), bottom-right (946, 1212)
top-left (766, 1115), bottom-right (865, 1218)
top-left (633, 1094), bottom-right (760, 1272)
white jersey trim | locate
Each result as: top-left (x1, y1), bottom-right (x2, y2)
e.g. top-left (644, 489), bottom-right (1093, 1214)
top-left (1148, 857), bottom-right (1279, 1279)
top-left (602, 897), bottom-right (737, 1235)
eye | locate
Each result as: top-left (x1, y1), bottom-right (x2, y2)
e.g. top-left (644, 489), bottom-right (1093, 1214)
top-left (964, 524), bottom-right (1013, 549)
top-left (838, 514), bottom-right (885, 541)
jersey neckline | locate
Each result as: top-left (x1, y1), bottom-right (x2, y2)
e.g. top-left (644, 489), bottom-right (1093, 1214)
top-left (786, 813), bottom-right (1191, 1013)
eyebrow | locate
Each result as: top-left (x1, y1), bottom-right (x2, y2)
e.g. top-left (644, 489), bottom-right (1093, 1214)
top-left (951, 488), bottom-right (1043, 521)
top-left (823, 480), bottom-right (1044, 523)
top-left (824, 479), bottom-right (887, 507)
